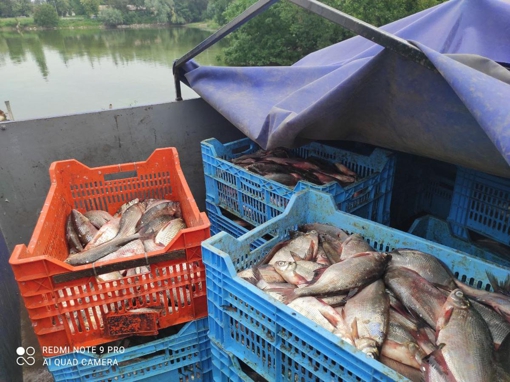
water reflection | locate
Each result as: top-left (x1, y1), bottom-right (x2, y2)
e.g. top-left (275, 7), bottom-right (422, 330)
top-left (0, 27), bottom-right (222, 79)
top-left (0, 27), bottom-right (224, 119)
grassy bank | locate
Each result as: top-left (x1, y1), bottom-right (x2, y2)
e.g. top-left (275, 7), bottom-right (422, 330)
top-left (0, 16), bottom-right (215, 31)
top-left (0, 16), bottom-right (102, 31)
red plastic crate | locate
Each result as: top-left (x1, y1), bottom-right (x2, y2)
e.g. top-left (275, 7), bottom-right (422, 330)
top-left (9, 148), bottom-right (210, 356)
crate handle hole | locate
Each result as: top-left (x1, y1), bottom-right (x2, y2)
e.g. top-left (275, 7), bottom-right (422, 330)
top-left (104, 170), bottom-right (138, 181)
top-left (232, 145), bottom-right (253, 155)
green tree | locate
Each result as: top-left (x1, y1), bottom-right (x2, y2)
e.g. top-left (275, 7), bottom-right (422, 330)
top-left (33, 3), bottom-right (60, 27)
top-left (81, 0), bottom-right (100, 16)
top-left (0, 0), bottom-right (32, 17)
top-left (144, 0), bottom-right (172, 23)
top-left (48, 0), bottom-right (72, 16)
top-left (70, 0), bottom-right (85, 15)
top-left (206, 0), bottom-right (233, 25)
top-left (222, 0), bottom-right (446, 66)
top-left (99, 8), bottom-right (124, 26)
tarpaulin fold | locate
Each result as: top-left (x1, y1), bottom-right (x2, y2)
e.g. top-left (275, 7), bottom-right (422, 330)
top-left (181, 0), bottom-right (510, 177)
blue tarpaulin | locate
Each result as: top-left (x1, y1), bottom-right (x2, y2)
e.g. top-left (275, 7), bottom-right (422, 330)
top-left (181, 0), bottom-right (510, 178)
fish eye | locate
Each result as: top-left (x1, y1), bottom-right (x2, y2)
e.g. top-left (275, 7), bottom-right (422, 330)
top-left (454, 290), bottom-right (463, 298)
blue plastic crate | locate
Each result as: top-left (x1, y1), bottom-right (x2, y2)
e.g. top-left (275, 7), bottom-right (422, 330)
top-left (201, 189), bottom-right (510, 382)
top-left (45, 318), bottom-right (212, 382)
top-left (202, 138), bottom-right (395, 227)
top-left (448, 167), bottom-right (510, 246)
top-left (206, 201), bottom-right (267, 251)
top-left (392, 153), bottom-right (455, 228)
top-left (210, 340), bottom-right (261, 382)
top-left (409, 215), bottom-right (510, 268)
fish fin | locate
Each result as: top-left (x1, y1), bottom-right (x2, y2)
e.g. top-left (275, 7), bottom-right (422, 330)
top-left (265, 288), bottom-right (296, 304)
top-left (253, 267), bottom-right (262, 282)
top-left (242, 276), bottom-right (258, 286)
top-left (345, 288), bottom-right (359, 301)
top-left (310, 267), bottom-right (328, 284)
top-left (290, 251), bottom-right (302, 262)
top-left (487, 270), bottom-right (510, 297)
top-left (436, 306), bottom-right (454, 333)
top-left (348, 251), bottom-right (373, 259)
top-left (256, 240), bottom-right (289, 267)
top-left (350, 317), bottom-right (359, 340)
top-left (421, 344), bottom-right (450, 376)
top-left (305, 240), bottom-right (316, 261)
top-left (320, 310), bottom-right (342, 328)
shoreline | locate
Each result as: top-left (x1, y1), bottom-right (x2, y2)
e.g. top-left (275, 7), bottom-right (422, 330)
top-left (0, 21), bottom-right (213, 32)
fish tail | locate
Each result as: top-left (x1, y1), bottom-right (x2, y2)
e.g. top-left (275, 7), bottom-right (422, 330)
top-left (266, 287), bottom-right (297, 304)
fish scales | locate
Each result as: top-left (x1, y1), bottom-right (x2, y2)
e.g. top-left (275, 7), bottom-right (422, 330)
top-left (437, 289), bottom-right (496, 382)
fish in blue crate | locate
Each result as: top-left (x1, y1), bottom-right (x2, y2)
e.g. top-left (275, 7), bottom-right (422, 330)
top-left (235, 222), bottom-right (510, 382)
top-left (230, 146), bottom-right (358, 187)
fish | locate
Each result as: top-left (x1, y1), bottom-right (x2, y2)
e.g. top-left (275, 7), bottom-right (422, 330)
top-left (66, 214), bottom-right (84, 253)
top-left (455, 279), bottom-right (510, 322)
top-left (273, 261), bottom-right (315, 286)
top-left (389, 249), bottom-right (456, 289)
top-left (420, 346), bottom-right (457, 382)
top-left (293, 259), bottom-right (327, 272)
top-left (85, 216), bottom-right (121, 249)
top-left (274, 251), bottom-right (391, 304)
top-left (237, 268), bottom-right (258, 284)
top-left (436, 289), bottom-right (496, 382)
top-left (138, 214), bottom-right (176, 235)
top-left (320, 233), bottom-right (343, 264)
top-left (315, 245), bottom-right (331, 266)
top-left (288, 297), bottom-right (353, 344)
top-left (96, 271), bottom-right (123, 282)
top-left (143, 238), bottom-right (165, 253)
top-left (95, 239), bottom-right (145, 263)
top-left (380, 356), bottom-right (423, 382)
top-left (381, 321), bottom-right (427, 369)
top-left (155, 218), bottom-right (186, 246)
top-left (298, 223), bottom-right (349, 241)
top-left (254, 264), bottom-right (287, 284)
top-left (126, 266), bottom-right (150, 277)
top-left (319, 294), bottom-right (348, 307)
top-left (335, 163), bottom-right (357, 178)
top-left (136, 201), bottom-right (181, 229)
top-left (71, 209), bottom-right (98, 246)
top-left (114, 198), bottom-right (140, 217)
top-left (65, 233), bottom-right (141, 265)
top-left (83, 210), bottom-right (113, 229)
top-left (263, 173), bottom-right (298, 187)
top-left (498, 333), bottom-right (510, 374)
top-left (470, 298), bottom-right (510, 348)
top-left (340, 234), bottom-right (375, 260)
top-left (256, 280), bottom-right (296, 291)
top-left (115, 202), bottom-right (144, 238)
top-left (267, 230), bottom-right (319, 265)
top-left (384, 267), bottom-right (446, 328)
top-left (343, 280), bottom-right (389, 358)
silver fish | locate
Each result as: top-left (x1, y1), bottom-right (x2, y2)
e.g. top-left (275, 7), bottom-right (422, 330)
top-left (84, 210), bottom-right (113, 229)
top-left (95, 239), bottom-right (145, 263)
top-left (65, 233), bottom-right (140, 265)
top-left (66, 214), bottom-right (83, 253)
top-left (384, 267), bottom-right (446, 328)
top-left (436, 289), bottom-right (496, 382)
top-left (116, 203), bottom-right (144, 238)
top-left (155, 218), bottom-right (186, 246)
top-left (389, 249), bottom-right (456, 289)
top-left (343, 280), bottom-right (389, 358)
top-left (85, 216), bottom-right (121, 249)
top-left (273, 261), bottom-right (315, 286)
top-left (380, 355), bottom-right (423, 382)
top-left (340, 234), bottom-right (375, 260)
top-left (136, 201), bottom-right (180, 230)
top-left (299, 223), bottom-right (349, 241)
top-left (71, 209), bottom-right (98, 246)
top-left (276, 252), bottom-right (391, 304)
top-left (268, 230), bottom-right (319, 265)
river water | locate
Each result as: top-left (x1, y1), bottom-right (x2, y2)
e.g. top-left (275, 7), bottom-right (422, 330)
top-left (0, 27), bottom-right (225, 120)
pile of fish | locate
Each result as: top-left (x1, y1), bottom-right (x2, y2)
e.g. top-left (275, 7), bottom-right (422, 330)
top-left (238, 223), bottom-right (510, 382)
top-left (230, 147), bottom-right (359, 187)
top-left (64, 198), bottom-right (186, 278)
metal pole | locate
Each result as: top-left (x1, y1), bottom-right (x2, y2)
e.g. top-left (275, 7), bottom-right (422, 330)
top-left (5, 101), bottom-right (14, 121)
top-left (173, 0), bottom-right (280, 100)
top-left (287, 0), bottom-right (436, 71)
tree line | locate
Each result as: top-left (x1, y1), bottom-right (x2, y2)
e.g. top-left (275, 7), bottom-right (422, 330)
top-left (1, 0), bottom-right (445, 66)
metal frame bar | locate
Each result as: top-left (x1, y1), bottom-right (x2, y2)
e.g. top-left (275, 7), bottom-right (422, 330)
top-left (173, 0), bottom-right (436, 100)
top-left (173, 0), bottom-right (280, 100)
